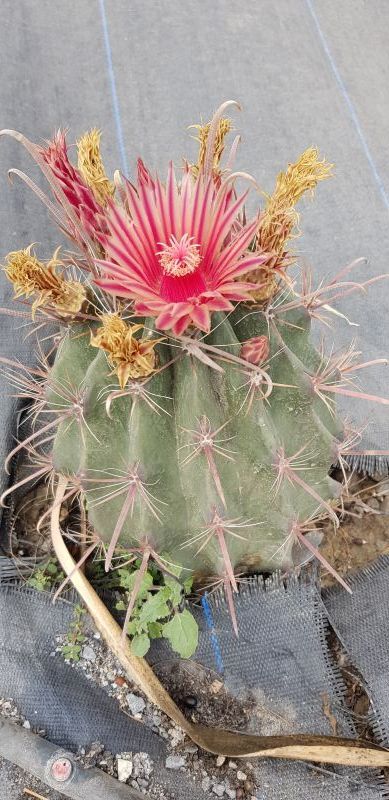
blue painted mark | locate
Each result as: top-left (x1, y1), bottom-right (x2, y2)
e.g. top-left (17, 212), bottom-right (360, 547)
top-left (201, 593), bottom-right (224, 674)
top-left (305, 0), bottom-right (389, 211)
top-left (98, 0), bottom-right (129, 176)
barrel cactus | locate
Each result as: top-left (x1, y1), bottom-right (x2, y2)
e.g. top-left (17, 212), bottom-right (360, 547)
top-left (2, 102), bottom-right (387, 652)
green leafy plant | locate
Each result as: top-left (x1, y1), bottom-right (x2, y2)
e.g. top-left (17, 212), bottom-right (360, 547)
top-left (27, 558), bottom-right (65, 592)
top-left (116, 559), bottom-right (197, 658)
top-left (60, 604), bottom-right (86, 662)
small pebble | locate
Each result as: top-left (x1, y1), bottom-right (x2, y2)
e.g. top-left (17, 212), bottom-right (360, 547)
top-left (165, 755), bottom-right (186, 770)
top-left (201, 776), bottom-right (211, 791)
top-left (236, 789), bottom-right (244, 800)
top-left (184, 695), bottom-right (197, 708)
top-left (367, 497), bottom-right (380, 510)
top-left (127, 693), bottom-right (146, 715)
top-left (117, 756), bottom-right (133, 782)
top-left (22, 720), bottom-right (31, 729)
top-left (237, 770), bottom-right (247, 781)
top-left (226, 791), bottom-right (236, 800)
top-left (216, 755), bottom-right (226, 767)
top-left (115, 676), bottom-right (127, 687)
top-left (228, 761), bottom-right (238, 770)
top-left (244, 779), bottom-right (255, 793)
top-left (213, 784), bottom-right (226, 797)
top-left (81, 645), bottom-right (96, 662)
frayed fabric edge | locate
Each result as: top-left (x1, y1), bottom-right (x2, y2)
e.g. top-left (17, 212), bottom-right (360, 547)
top-left (343, 454), bottom-right (389, 478)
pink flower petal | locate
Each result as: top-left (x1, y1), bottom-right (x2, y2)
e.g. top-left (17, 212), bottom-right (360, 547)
top-left (172, 314), bottom-right (192, 335)
top-left (190, 303), bottom-right (211, 331)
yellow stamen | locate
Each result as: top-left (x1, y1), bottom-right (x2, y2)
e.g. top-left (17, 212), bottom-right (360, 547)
top-left (77, 128), bottom-right (114, 205)
top-left (3, 246), bottom-right (86, 318)
top-left (90, 313), bottom-right (162, 389)
top-left (190, 117), bottom-right (232, 177)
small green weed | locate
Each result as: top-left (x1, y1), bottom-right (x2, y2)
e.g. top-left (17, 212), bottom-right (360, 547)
top-left (26, 558), bottom-right (65, 591)
top-left (60, 604), bottom-right (86, 662)
top-left (115, 558), bottom-right (198, 658)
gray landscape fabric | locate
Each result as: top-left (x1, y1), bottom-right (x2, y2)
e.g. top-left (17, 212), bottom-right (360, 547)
top-left (324, 555), bottom-right (389, 749)
top-left (1, 574), bottom-right (388, 799)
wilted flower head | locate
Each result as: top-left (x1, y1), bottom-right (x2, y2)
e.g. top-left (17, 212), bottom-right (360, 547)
top-left (77, 128), bottom-right (115, 206)
top-left (3, 245), bottom-right (86, 318)
top-left (190, 116), bottom-right (232, 178)
top-left (90, 313), bottom-right (161, 388)
top-left (244, 147), bottom-right (333, 301)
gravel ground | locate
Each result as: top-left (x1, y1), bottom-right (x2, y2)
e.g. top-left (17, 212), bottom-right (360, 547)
top-left (52, 624), bottom-right (259, 799)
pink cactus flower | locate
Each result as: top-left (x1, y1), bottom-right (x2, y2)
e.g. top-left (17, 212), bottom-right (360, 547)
top-left (95, 161), bottom-right (268, 335)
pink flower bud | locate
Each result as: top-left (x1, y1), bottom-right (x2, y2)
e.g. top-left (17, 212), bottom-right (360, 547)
top-left (240, 335), bottom-right (270, 365)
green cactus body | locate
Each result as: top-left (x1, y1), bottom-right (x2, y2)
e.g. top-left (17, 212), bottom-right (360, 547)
top-left (47, 302), bottom-right (343, 579)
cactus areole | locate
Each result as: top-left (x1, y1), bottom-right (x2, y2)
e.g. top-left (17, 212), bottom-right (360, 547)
top-left (2, 102), bottom-right (389, 647)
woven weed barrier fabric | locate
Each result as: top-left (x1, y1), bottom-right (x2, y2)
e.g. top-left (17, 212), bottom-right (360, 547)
top-left (1, 572), bottom-right (389, 797)
top-left (0, 585), bottom-right (164, 757)
top-left (0, 583), bottom-right (211, 800)
top-left (324, 555), bottom-right (389, 750)
top-left (150, 574), bottom-right (389, 799)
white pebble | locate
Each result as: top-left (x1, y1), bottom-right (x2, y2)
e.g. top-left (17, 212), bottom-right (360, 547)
top-left (237, 770), bottom-right (247, 781)
top-left (216, 755), bottom-right (226, 767)
top-left (166, 755), bottom-right (186, 770)
top-left (81, 645), bottom-right (96, 662)
top-left (213, 784), bottom-right (226, 797)
top-left (126, 693), bottom-right (146, 715)
top-left (117, 757), bottom-right (133, 782)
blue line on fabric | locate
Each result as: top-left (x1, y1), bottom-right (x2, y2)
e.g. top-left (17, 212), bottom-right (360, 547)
top-left (305, 0), bottom-right (389, 211)
top-left (98, 0), bottom-right (129, 176)
top-left (201, 594), bottom-right (224, 674)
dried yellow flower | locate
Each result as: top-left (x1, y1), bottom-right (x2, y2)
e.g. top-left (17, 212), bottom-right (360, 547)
top-left (191, 117), bottom-right (232, 177)
top-left (266, 147), bottom-right (333, 219)
top-left (77, 128), bottom-right (114, 205)
top-left (4, 246), bottom-right (86, 318)
top-left (90, 313), bottom-right (162, 389)
top-left (243, 148), bottom-right (333, 302)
